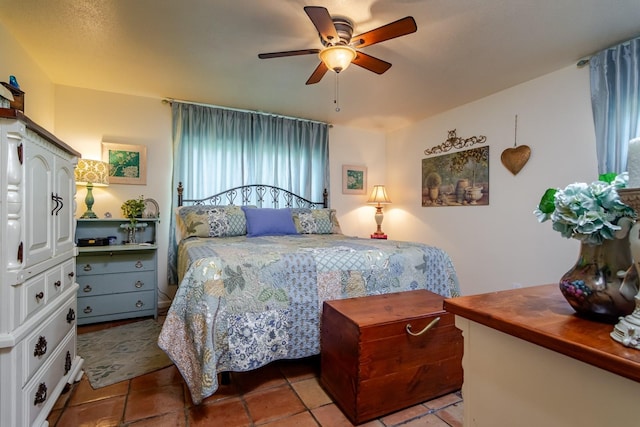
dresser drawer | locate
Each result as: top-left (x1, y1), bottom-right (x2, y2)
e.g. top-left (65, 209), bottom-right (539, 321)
top-left (77, 270), bottom-right (155, 296)
top-left (22, 296), bottom-right (77, 384)
top-left (22, 328), bottom-right (76, 427)
top-left (46, 259), bottom-right (75, 302)
top-left (77, 251), bottom-right (155, 276)
top-left (78, 290), bottom-right (156, 320)
top-left (21, 272), bottom-right (46, 324)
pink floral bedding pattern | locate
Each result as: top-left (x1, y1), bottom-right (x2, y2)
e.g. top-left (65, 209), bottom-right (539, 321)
top-left (158, 234), bottom-right (460, 404)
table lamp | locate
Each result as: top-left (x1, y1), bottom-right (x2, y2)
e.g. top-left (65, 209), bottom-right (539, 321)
top-left (75, 159), bottom-right (109, 218)
top-left (367, 185), bottom-right (391, 239)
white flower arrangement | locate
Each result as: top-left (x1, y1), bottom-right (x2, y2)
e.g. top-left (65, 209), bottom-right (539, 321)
top-left (534, 172), bottom-right (636, 246)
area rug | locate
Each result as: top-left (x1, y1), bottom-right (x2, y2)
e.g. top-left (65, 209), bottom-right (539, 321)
top-left (77, 319), bottom-right (173, 389)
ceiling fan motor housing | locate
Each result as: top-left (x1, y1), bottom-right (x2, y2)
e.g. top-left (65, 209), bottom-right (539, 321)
top-left (321, 17), bottom-right (354, 46)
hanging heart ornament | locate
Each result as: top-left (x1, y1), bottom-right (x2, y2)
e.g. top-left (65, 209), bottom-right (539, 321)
top-left (501, 145), bottom-right (531, 175)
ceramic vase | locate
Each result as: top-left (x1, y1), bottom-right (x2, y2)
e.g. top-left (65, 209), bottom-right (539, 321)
top-left (559, 233), bottom-right (638, 323)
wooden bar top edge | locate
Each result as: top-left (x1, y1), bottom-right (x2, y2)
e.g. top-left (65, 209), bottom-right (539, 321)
top-left (0, 107), bottom-right (81, 157)
top-left (444, 283), bottom-right (640, 383)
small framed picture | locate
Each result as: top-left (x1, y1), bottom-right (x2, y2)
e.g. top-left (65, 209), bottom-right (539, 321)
top-left (342, 164), bottom-right (367, 195)
top-left (102, 142), bottom-right (147, 185)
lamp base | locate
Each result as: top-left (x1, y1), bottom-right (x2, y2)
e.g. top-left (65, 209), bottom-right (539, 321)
top-left (371, 233), bottom-right (387, 240)
top-left (80, 210), bottom-right (98, 219)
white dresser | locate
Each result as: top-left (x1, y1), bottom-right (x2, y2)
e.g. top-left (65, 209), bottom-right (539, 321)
top-left (0, 109), bottom-right (84, 427)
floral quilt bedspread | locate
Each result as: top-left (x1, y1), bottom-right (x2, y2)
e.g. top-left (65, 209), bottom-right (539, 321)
top-left (158, 234), bottom-right (460, 404)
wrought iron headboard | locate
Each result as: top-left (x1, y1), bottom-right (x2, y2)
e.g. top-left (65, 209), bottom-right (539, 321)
top-left (177, 183), bottom-right (328, 209)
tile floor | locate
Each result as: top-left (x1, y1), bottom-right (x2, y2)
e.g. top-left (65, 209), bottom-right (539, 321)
top-left (47, 319), bottom-right (463, 427)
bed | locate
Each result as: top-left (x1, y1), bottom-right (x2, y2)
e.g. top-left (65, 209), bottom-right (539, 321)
top-left (158, 184), bottom-right (460, 404)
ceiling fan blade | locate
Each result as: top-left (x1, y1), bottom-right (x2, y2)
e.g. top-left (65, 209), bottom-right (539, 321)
top-left (304, 6), bottom-right (339, 45)
top-left (258, 49), bottom-right (320, 59)
top-left (306, 62), bottom-right (329, 85)
top-left (351, 16), bottom-right (417, 48)
top-left (352, 51), bottom-right (392, 74)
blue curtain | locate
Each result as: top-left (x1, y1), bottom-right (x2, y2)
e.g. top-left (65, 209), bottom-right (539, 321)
top-left (590, 36), bottom-right (640, 174)
top-left (167, 102), bottom-right (329, 285)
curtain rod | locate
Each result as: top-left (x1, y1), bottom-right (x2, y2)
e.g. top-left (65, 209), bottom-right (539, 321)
top-left (576, 33), bottom-right (640, 68)
top-left (162, 97), bottom-right (331, 127)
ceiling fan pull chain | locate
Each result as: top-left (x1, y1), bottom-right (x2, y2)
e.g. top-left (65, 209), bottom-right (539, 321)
top-left (334, 72), bottom-right (341, 112)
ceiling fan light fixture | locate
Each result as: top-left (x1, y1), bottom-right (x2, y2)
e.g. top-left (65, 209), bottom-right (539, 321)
top-left (319, 45), bottom-right (356, 73)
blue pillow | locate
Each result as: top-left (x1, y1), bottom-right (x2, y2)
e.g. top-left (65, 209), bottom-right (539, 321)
top-left (241, 207), bottom-right (298, 237)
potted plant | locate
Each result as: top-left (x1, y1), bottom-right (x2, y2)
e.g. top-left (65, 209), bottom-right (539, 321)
top-left (534, 172), bottom-right (637, 321)
top-left (425, 172), bottom-right (442, 202)
top-left (121, 195), bottom-right (145, 224)
top-left (121, 195), bottom-right (145, 244)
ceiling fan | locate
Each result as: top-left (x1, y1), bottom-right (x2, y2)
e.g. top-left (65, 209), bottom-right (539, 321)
top-left (258, 6), bottom-right (417, 85)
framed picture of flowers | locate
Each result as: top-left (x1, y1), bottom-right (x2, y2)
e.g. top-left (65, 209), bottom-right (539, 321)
top-left (421, 146), bottom-right (489, 207)
top-left (342, 165), bottom-right (367, 195)
top-left (101, 142), bottom-right (147, 185)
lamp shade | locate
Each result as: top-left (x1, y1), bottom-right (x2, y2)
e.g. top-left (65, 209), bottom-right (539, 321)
top-left (75, 159), bottom-right (109, 187)
top-left (318, 45), bottom-right (357, 73)
top-left (367, 185), bottom-right (391, 205)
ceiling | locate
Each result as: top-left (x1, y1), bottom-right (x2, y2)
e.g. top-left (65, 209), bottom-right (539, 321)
top-left (0, 0), bottom-right (639, 132)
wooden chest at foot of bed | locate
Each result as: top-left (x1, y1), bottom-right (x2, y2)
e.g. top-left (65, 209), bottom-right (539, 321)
top-left (320, 290), bottom-right (463, 425)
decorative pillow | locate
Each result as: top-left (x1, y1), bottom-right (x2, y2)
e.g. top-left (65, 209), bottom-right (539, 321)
top-left (291, 208), bottom-right (342, 234)
top-left (175, 205), bottom-right (248, 239)
top-left (241, 207), bottom-right (298, 237)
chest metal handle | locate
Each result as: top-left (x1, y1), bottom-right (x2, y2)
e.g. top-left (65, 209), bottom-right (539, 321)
top-left (406, 317), bottom-right (440, 337)
top-left (67, 308), bottom-right (76, 323)
top-left (34, 336), bottom-right (47, 357)
top-left (34, 383), bottom-right (47, 405)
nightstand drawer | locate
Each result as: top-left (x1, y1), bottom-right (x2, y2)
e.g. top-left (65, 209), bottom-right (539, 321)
top-left (78, 290), bottom-right (156, 320)
top-left (77, 271), bottom-right (155, 296)
top-left (77, 251), bottom-right (155, 276)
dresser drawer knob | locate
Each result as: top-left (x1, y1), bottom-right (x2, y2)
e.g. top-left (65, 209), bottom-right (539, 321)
top-left (35, 291), bottom-right (44, 301)
top-left (83, 285), bottom-right (93, 293)
top-left (54, 280), bottom-right (61, 288)
top-left (68, 271), bottom-right (75, 278)
top-left (83, 306), bottom-right (93, 314)
top-left (67, 308), bottom-right (76, 323)
top-left (34, 382), bottom-right (47, 405)
top-left (135, 260), bottom-right (143, 268)
top-left (83, 264), bottom-right (92, 272)
top-left (135, 300), bottom-right (144, 308)
top-left (34, 336), bottom-right (47, 357)
top-left (406, 317), bottom-right (440, 337)
top-left (135, 280), bottom-right (144, 288)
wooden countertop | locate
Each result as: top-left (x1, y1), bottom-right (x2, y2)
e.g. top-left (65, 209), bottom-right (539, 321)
top-left (444, 284), bottom-right (640, 383)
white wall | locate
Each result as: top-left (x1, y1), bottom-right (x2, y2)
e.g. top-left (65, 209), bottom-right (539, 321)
top-left (386, 65), bottom-right (598, 295)
top-left (328, 124), bottom-right (387, 237)
top-left (54, 86), bottom-right (174, 304)
top-left (0, 22), bottom-right (55, 129)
